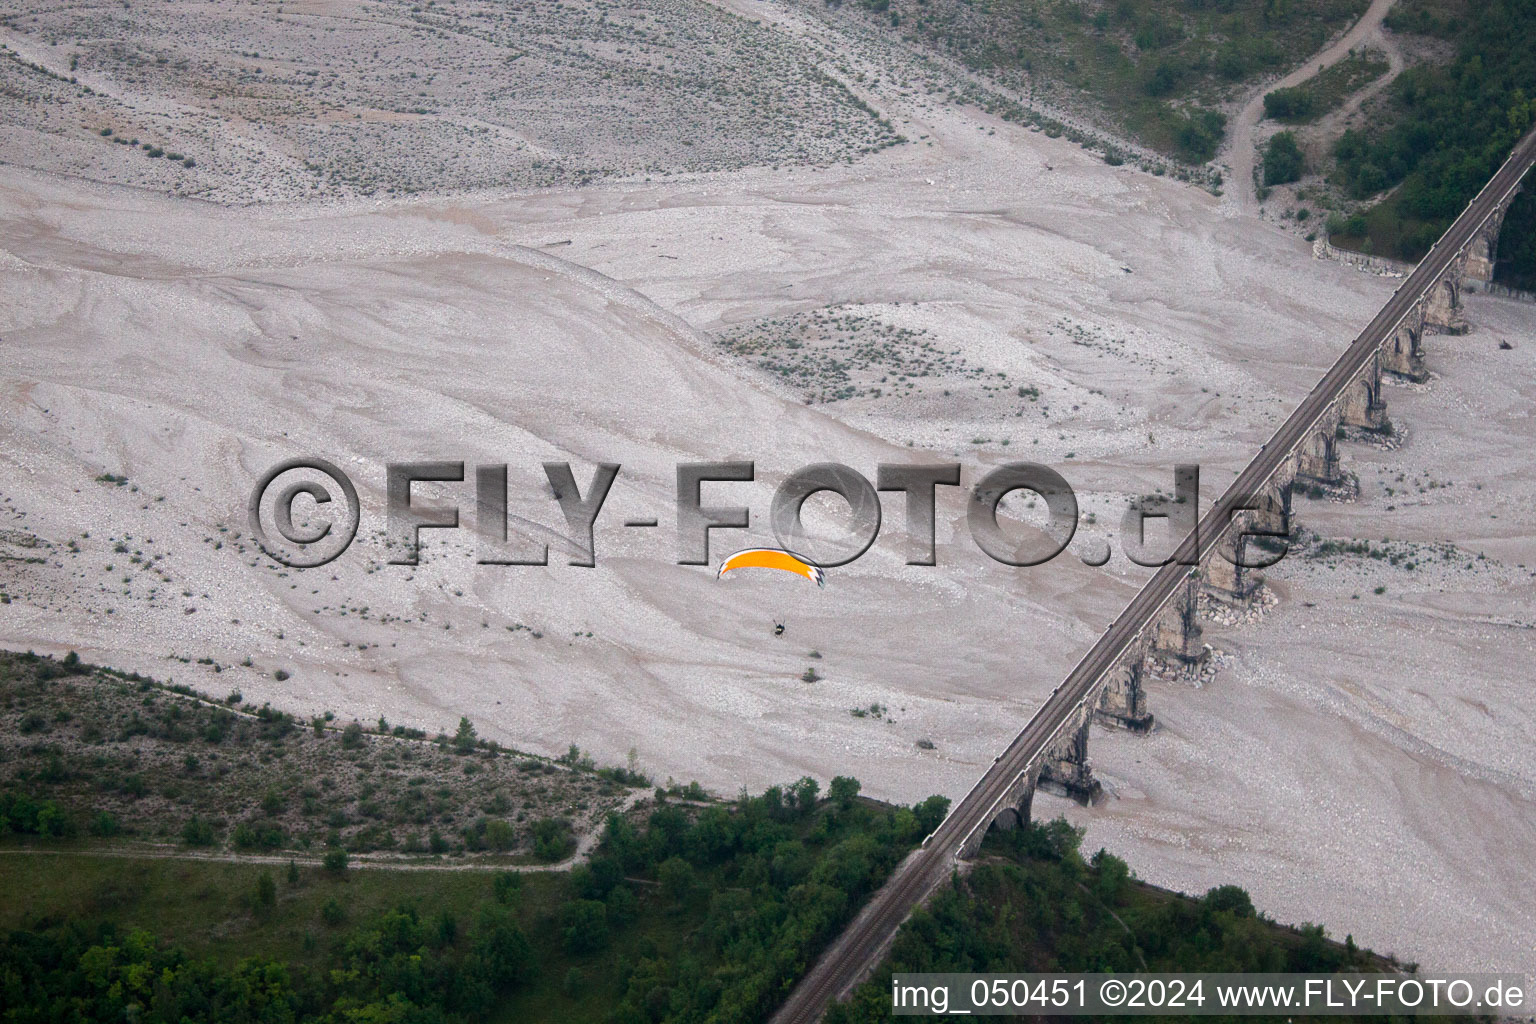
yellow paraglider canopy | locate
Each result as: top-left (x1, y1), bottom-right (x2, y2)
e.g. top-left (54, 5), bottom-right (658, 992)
top-left (715, 548), bottom-right (825, 588)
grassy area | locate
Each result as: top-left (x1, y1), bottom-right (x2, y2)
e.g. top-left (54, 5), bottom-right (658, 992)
top-left (0, 651), bottom-right (949, 1023)
top-left (1264, 48), bottom-right (1390, 124)
top-left (829, 0), bottom-right (1368, 162)
top-left (0, 851), bottom-right (705, 1022)
top-left (1, 783), bottom-right (943, 1023)
top-left (0, 850), bottom-right (511, 973)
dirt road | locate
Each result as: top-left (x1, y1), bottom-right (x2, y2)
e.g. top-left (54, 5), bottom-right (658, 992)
top-left (1222, 0), bottom-right (1399, 211)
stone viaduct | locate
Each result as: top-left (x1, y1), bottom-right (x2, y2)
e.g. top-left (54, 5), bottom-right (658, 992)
top-left (964, 182), bottom-right (1525, 855)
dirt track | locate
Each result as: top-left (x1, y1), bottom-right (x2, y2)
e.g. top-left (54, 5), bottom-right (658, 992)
top-left (1221, 0), bottom-right (1400, 211)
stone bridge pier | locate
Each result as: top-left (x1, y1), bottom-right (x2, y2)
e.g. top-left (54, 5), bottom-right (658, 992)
top-left (1293, 415), bottom-right (1350, 493)
top-left (1095, 645), bottom-right (1153, 732)
top-left (1339, 353), bottom-right (1389, 433)
top-left (1424, 181), bottom-right (1524, 332)
top-left (965, 762), bottom-right (1042, 858)
top-left (1294, 347), bottom-right (1394, 494)
top-left (1205, 511), bottom-right (1265, 605)
top-left (1463, 183), bottom-right (1522, 285)
top-left (1039, 715), bottom-right (1101, 803)
top-left (1203, 475), bottom-right (1292, 607)
top-left (1152, 574), bottom-right (1205, 665)
top-left (1383, 313), bottom-right (1428, 381)
top-left (1423, 276), bottom-right (1467, 335)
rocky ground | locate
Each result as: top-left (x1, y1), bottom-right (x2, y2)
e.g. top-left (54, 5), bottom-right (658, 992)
top-left (1, 0), bottom-right (1532, 981)
top-left (0, 0), bottom-right (900, 201)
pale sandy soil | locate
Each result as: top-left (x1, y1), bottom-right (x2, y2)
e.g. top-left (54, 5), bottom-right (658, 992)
top-left (1076, 297), bottom-right (1536, 972)
top-left (1, 20), bottom-right (1533, 979)
top-left (0, 0), bottom-right (900, 199)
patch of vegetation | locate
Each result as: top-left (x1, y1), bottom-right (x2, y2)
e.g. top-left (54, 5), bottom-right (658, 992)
top-left (1328, 0), bottom-right (1536, 275)
top-left (829, 819), bottom-right (1433, 1023)
top-left (828, 0), bottom-right (1366, 163)
top-left (1264, 130), bottom-right (1307, 185)
top-left (0, 776), bottom-right (944, 1024)
top-left (717, 307), bottom-right (1038, 408)
top-left (0, 651), bottom-right (639, 860)
top-left (1264, 48), bottom-right (1390, 123)
top-left (1304, 526), bottom-right (1470, 575)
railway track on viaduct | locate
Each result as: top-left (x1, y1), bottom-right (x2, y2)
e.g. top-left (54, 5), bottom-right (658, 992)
top-left (771, 124), bottom-right (1536, 1024)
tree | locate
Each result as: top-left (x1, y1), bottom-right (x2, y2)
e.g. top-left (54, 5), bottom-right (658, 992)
top-left (1143, 61), bottom-right (1177, 97)
top-left (1091, 848), bottom-right (1130, 904)
top-left (829, 775), bottom-right (861, 809)
top-left (560, 899), bottom-right (609, 954)
top-left (485, 819), bottom-right (515, 852)
top-left (1263, 86), bottom-right (1316, 121)
top-left (453, 716), bottom-right (478, 753)
top-left (181, 815), bottom-right (216, 847)
top-left (323, 847), bottom-right (349, 876)
top-left (530, 818), bottom-right (574, 862)
top-left (474, 905), bottom-right (536, 986)
top-left (1204, 884), bottom-right (1255, 917)
top-left (493, 871), bottom-right (523, 904)
top-left (658, 856), bottom-right (697, 905)
top-left (254, 871), bottom-right (277, 910)
top-left (1263, 131), bottom-right (1305, 185)
top-left (913, 794), bottom-right (951, 834)
top-left (605, 884), bottom-right (637, 926)
top-left (1180, 109), bottom-right (1225, 164)
top-left (791, 776), bottom-right (820, 813)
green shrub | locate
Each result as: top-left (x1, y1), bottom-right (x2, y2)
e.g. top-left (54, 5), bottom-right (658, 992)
top-left (493, 871), bottom-right (523, 904)
top-left (322, 847), bottom-right (349, 875)
top-left (1204, 883), bottom-right (1256, 917)
top-left (560, 899), bottom-right (609, 954)
top-left (1263, 131), bottom-right (1305, 186)
top-left (320, 897), bottom-right (346, 925)
top-left (254, 871), bottom-right (276, 909)
top-left (530, 818), bottom-right (575, 862)
top-left (181, 815), bottom-right (216, 847)
top-left (485, 818), bottom-right (515, 852)
top-left (1263, 86), bottom-right (1317, 121)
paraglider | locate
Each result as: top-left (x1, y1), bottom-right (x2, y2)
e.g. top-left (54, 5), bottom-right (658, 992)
top-left (715, 548), bottom-right (825, 588)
